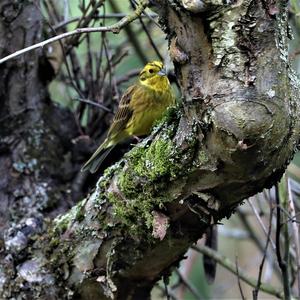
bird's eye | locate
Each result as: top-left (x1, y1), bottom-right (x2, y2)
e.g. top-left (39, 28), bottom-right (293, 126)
top-left (149, 69), bottom-right (154, 74)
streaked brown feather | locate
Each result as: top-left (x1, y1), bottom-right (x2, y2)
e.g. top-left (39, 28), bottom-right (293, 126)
top-left (107, 85), bottom-right (135, 137)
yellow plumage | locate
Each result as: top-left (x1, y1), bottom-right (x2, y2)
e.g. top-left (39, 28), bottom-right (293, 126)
top-left (81, 61), bottom-right (175, 173)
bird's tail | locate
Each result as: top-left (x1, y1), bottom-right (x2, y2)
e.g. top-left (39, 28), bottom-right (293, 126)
top-left (81, 141), bottom-right (115, 173)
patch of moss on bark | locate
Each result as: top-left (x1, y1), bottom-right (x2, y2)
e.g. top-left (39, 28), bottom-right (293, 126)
top-left (105, 137), bottom-right (185, 233)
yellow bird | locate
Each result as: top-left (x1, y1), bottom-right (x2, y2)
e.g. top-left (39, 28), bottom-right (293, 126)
top-left (81, 61), bottom-right (175, 173)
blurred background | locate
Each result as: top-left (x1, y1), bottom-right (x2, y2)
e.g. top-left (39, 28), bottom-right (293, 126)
top-left (40, 0), bottom-right (300, 298)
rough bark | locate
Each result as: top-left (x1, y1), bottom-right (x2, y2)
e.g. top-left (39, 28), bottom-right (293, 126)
top-left (0, 0), bottom-right (299, 300)
top-left (0, 1), bottom-right (79, 298)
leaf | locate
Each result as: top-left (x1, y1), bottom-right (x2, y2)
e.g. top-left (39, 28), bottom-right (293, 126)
top-left (152, 211), bottom-right (169, 240)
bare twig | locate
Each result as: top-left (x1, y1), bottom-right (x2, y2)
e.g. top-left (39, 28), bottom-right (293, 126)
top-left (69, 49), bottom-right (85, 94)
top-left (156, 284), bottom-right (179, 300)
top-left (43, 0), bottom-right (60, 23)
top-left (191, 245), bottom-right (284, 299)
top-left (0, 0), bottom-right (149, 65)
top-left (131, 0), bottom-right (161, 27)
top-left (116, 68), bottom-right (141, 85)
top-left (102, 35), bottom-right (116, 101)
top-left (109, 0), bottom-right (148, 64)
top-left (54, 13), bottom-right (158, 30)
top-left (275, 180), bottom-right (291, 300)
top-left (237, 207), bottom-right (282, 279)
top-left (75, 98), bottom-right (112, 112)
top-left (163, 276), bottom-right (170, 300)
top-left (248, 198), bottom-right (276, 251)
top-left (36, 1), bottom-right (86, 135)
top-left (129, 0), bottom-right (163, 61)
top-left (175, 248), bottom-right (199, 299)
top-left (253, 206), bottom-right (274, 300)
top-left (68, 0), bottom-right (105, 49)
top-left (174, 269), bottom-right (203, 300)
top-left (235, 256), bottom-right (246, 300)
top-left (288, 177), bottom-right (300, 298)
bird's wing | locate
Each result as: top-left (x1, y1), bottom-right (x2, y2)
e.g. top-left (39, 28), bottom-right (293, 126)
top-left (107, 85), bottom-right (136, 137)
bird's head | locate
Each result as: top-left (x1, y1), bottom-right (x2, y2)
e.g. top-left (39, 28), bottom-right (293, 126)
top-left (139, 61), bottom-right (168, 89)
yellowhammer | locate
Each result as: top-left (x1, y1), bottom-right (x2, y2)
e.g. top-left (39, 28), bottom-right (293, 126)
top-left (81, 61), bottom-right (175, 173)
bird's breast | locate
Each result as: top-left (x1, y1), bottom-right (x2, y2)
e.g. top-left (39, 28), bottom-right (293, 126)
top-left (126, 88), bottom-right (173, 136)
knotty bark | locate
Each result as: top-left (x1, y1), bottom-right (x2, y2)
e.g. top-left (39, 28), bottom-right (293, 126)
top-left (0, 1), bottom-right (299, 300)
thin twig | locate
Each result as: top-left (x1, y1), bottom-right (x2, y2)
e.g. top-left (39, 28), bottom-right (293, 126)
top-left (253, 206), bottom-right (274, 300)
top-left (43, 0), bottom-right (60, 23)
top-left (131, 0), bottom-right (161, 27)
top-left (248, 198), bottom-right (276, 251)
top-left (0, 0), bottom-right (149, 65)
top-left (69, 49), bottom-right (84, 94)
top-left (235, 256), bottom-right (246, 300)
top-left (75, 98), bottom-right (112, 112)
top-left (85, 33), bottom-right (95, 101)
top-left (68, 0), bottom-right (105, 49)
top-left (54, 13), bottom-right (158, 30)
top-left (175, 248), bottom-right (200, 299)
top-left (288, 177), bottom-right (300, 298)
top-left (109, 0), bottom-right (148, 64)
top-left (50, 0), bottom-right (63, 21)
top-left (156, 285), bottom-right (179, 300)
top-left (116, 68), bottom-right (140, 85)
top-left (174, 269), bottom-right (203, 300)
top-left (36, 1), bottom-right (86, 135)
top-left (237, 207), bottom-right (281, 279)
top-left (163, 276), bottom-right (170, 300)
top-left (191, 245), bottom-right (284, 299)
top-left (275, 181), bottom-right (291, 300)
top-left (129, 0), bottom-right (163, 61)
top-left (46, 6), bottom-right (86, 97)
top-left (102, 35), bottom-right (117, 102)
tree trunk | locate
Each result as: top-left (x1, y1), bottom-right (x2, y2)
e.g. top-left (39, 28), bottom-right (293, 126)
top-left (0, 1), bottom-right (299, 299)
top-left (0, 1), bottom-right (79, 298)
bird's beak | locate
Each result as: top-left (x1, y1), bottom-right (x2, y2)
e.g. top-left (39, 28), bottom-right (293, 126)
top-left (157, 68), bottom-right (167, 76)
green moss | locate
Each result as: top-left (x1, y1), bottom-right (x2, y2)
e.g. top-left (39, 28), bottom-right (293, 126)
top-left (127, 139), bottom-right (181, 181)
top-left (107, 188), bottom-right (170, 234)
top-left (152, 105), bottom-right (181, 129)
top-left (53, 199), bottom-right (86, 234)
top-left (198, 150), bottom-right (209, 164)
top-left (105, 138), bottom-right (183, 233)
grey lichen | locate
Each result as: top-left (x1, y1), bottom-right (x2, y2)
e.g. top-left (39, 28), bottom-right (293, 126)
top-left (53, 198), bottom-right (87, 234)
top-left (208, 1), bottom-right (253, 79)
